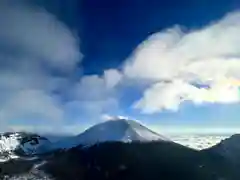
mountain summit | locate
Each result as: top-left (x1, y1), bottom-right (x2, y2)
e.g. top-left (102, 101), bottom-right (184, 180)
top-left (54, 118), bottom-right (170, 149)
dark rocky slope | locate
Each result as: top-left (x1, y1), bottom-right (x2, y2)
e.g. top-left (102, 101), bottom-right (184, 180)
top-left (0, 141), bottom-right (238, 180)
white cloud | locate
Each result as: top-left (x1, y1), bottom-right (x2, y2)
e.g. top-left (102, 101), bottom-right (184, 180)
top-left (134, 80), bottom-right (240, 113)
top-left (124, 26), bottom-right (184, 80)
top-left (71, 69), bottom-right (122, 103)
top-left (0, 1), bottom-right (122, 132)
top-left (101, 114), bottom-right (115, 121)
top-left (104, 69), bottom-right (122, 89)
top-left (69, 71), bottom-right (121, 121)
top-left (0, 1), bottom-right (81, 72)
top-left (100, 114), bottom-right (130, 121)
top-left (134, 80), bottom-right (199, 113)
top-left (0, 90), bottom-right (64, 122)
top-left (123, 11), bottom-right (240, 113)
top-left (73, 75), bottom-right (108, 101)
top-left (124, 12), bottom-right (240, 82)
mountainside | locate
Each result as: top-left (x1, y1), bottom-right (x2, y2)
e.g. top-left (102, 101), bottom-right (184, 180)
top-left (0, 132), bottom-right (52, 162)
top-left (1, 124), bottom-right (240, 179)
top-left (1, 132), bottom-right (240, 179)
top-left (205, 134), bottom-right (240, 166)
top-left (0, 141), bottom-right (238, 180)
top-left (54, 118), bottom-right (170, 149)
top-left (0, 119), bottom-right (170, 162)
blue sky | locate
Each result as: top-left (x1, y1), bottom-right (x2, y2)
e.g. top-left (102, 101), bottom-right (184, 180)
top-left (0, 0), bottom-right (240, 134)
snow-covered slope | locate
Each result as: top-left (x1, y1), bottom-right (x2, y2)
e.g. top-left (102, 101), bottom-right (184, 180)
top-left (54, 118), bottom-right (170, 149)
top-left (0, 132), bottom-right (52, 162)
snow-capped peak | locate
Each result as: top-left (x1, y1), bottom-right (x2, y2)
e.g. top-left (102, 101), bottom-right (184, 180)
top-left (54, 118), bottom-right (170, 149)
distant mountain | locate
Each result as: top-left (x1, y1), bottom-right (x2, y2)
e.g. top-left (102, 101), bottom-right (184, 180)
top-left (54, 118), bottom-right (170, 149)
top-left (0, 132), bottom-right (52, 162)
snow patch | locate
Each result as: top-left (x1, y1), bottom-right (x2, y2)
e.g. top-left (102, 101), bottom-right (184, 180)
top-left (0, 132), bottom-right (53, 162)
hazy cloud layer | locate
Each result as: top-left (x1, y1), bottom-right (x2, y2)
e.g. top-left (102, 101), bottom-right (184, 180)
top-left (123, 11), bottom-right (240, 113)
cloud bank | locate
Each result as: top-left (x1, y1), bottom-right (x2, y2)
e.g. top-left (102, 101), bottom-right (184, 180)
top-left (123, 11), bottom-right (240, 113)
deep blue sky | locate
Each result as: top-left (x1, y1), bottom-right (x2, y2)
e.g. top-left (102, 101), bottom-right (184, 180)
top-left (36, 0), bottom-right (240, 74)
